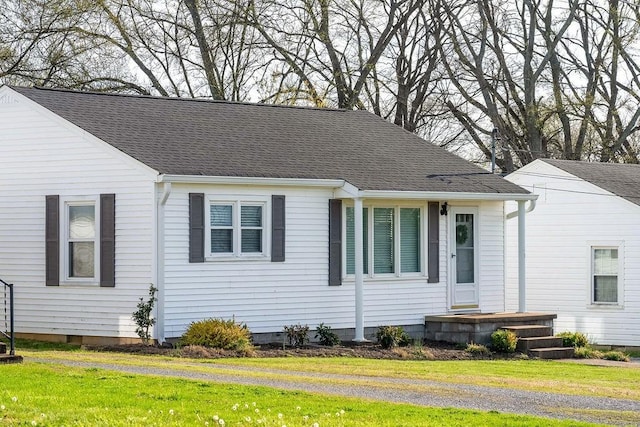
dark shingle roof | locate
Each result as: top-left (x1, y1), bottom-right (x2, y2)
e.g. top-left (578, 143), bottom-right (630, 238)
top-left (13, 86), bottom-right (527, 194)
top-left (543, 159), bottom-right (640, 206)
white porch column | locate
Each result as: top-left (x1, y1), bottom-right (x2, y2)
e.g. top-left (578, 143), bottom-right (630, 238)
top-left (517, 200), bottom-right (526, 312)
top-left (353, 197), bottom-right (366, 342)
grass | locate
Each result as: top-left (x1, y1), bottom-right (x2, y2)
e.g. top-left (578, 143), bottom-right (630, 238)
top-left (1, 362), bottom-right (605, 426)
top-left (17, 346), bottom-right (640, 401)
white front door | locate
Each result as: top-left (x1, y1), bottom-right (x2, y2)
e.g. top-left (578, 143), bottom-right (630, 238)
top-left (450, 208), bottom-right (479, 309)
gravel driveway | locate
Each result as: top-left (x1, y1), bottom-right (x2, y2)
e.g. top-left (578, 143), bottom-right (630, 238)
top-left (29, 357), bottom-right (640, 426)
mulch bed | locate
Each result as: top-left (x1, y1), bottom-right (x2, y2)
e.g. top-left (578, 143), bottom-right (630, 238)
top-left (85, 340), bottom-right (521, 361)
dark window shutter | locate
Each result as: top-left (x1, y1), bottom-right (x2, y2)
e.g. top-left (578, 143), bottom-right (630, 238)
top-left (427, 202), bottom-right (440, 283)
top-left (189, 193), bottom-right (205, 263)
top-left (45, 195), bottom-right (60, 286)
top-left (100, 194), bottom-right (116, 287)
top-left (328, 199), bottom-right (342, 286)
top-left (271, 195), bottom-right (285, 262)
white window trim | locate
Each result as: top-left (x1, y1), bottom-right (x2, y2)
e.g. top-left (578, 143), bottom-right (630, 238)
top-left (205, 196), bottom-right (271, 261)
top-left (60, 196), bottom-right (100, 286)
top-left (342, 201), bottom-right (427, 280)
top-left (588, 242), bottom-right (624, 307)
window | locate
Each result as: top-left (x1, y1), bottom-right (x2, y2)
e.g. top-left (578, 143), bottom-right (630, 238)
top-left (208, 200), bottom-right (266, 257)
top-left (67, 203), bottom-right (96, 278)
top-left (592, 247), bottom-right (619, 304)
top-left (345, 205), bottom-right (422, 276)
top-left (46, 194), bottom-right (115, 287)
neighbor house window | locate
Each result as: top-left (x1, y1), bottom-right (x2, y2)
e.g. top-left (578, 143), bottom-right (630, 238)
top-left (66, 202), bottom-right (97, 279)
top-left (592, 247), bottom-right (619, 304)
top-left (345, 206), bottom-right (422, 276)
top-left (208, 201), bottom-right (266, 257)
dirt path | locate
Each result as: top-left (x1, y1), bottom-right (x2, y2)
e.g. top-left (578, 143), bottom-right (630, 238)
top-left (28, 356), bottom-right (640, 426)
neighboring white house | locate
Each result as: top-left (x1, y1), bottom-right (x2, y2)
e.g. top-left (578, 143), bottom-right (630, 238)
top-left (0, 85), bottom-right (534, 345)
top-left (505, 159), bottom-right (640, 348)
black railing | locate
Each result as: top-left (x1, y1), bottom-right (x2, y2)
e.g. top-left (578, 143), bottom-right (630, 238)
top-left (1, 278), bottom-right (15, 356)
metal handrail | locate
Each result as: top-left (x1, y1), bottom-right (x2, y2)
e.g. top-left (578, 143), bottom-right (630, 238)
top-left (0, 278), bottom-right (15, 356)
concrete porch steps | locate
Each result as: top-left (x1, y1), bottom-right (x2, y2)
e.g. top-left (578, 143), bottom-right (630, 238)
top-left (0, 341), bottom-right (23, 364)
top-left (529, 347), bottom-right (575, 359)
top-left (502, 325), bottom-right (574, 360)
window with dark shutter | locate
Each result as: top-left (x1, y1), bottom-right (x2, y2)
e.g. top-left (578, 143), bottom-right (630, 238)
top-left (189, 193), bottom-right (205, 263)
top-left (45, 195), bottom-right (60, 286)
top-left (271, 195), bottom-right (285, 262)
top-left (328, 199), bottom-right (342, 286)
top-left (427, 202), bottom-right (440, 283)
top-left (100, 194), bottom-right (116, 287)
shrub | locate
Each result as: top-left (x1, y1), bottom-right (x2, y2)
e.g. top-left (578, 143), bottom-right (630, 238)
top-left (490, 329), bottom-right (518, 353)
top-left (180, 318), bottom-right (253, 352)
top-left (465, 342), bottom-right (491, 356)
top-left (557, 331), bottom-right (589, 348)
top-left (315, 323), bottom-right (340, 347)
top-left (573, 346), bottom-right (603, 359)
top-left (376, 326), bottom-right (411, 349)
top-left (132, 284), bottom-right (157, 345)
top-left (603, 351), bottom-right (630, 362)
top-left (284, 323), bottom-right (309, 347)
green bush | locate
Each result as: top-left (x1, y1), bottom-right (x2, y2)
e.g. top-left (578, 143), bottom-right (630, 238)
top-left (180, 318), bottom-right (253, 351)
top-left (557, 331), bottom-right (589, 348)
top-left (376, 326), bottom-right (411, 349)
top-left (132, 284), bottom-right (157, 345)
top-left (315, 323), bottom-right (340, 346)
top-left (465, 342), bottom-right (491, 356)
top-left (284, 323), bottom-right (309, 347)
top-left (573, 346), bottom-right (603, 359)
top-left (490, 329), bottom-right (518, 353)
top-left (603, 351), bottom-right (630, 362)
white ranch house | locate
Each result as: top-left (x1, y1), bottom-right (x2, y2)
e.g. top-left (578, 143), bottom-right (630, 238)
top-left (0, 85), bottom-right (535, 345)
top-left (506, 159), bottom-right (640, 348)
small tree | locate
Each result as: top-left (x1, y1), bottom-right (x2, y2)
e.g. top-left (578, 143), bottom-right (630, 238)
top-left (132, 284), bottom-right (157, 345)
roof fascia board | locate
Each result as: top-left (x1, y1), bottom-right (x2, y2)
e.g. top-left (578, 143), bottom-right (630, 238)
top-left (158, 174), bottom-right (346, 188)
top-left (357, 190), bottom-right (537, 201)
top-left (3, 86), bottom-right (159, 179)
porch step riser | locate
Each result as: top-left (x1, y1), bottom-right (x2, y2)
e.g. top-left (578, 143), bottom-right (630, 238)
top-left (529, 347), bottom-right (575, 359)
top-left (0, 354), bottom-right (23, 364)
top-left (502, 325), bottom-right (553, 338)
top-left (517, 337), bottom-right (564, 351)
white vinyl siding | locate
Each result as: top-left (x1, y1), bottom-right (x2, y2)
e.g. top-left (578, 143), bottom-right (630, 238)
top-left (506, 159), bottom-right (640, 347)
top-left (0, 90), bottom-right (156, 339)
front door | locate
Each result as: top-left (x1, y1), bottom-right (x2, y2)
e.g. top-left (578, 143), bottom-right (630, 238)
top-left (450, 208), bottom-right (479, 309)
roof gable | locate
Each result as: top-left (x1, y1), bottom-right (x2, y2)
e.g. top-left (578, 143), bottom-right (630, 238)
top-left (10, 86), bottom-right (527, 195)
top-left (542, 159), bottom-right (640, 206)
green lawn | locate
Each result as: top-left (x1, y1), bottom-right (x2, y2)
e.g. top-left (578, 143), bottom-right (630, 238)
top-left (1, 362), bottom-right (606, 427)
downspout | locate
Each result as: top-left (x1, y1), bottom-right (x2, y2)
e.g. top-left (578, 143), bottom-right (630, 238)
top-left (506, 199), bottom-right (536, 312)
top-left (353, 196), bottom-right (366, 342)
top-left (156, 182), bottom-right (172, 344)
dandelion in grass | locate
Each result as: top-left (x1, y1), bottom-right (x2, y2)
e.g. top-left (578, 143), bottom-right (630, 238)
top-left (1, 405), bottom-right (5, 410)
top-left (303, 415), bottom-right (309, 422)
top-left (312, 423), bottom-right (319, 427)
top-left (296, 406), bottom-right (301, 411)
top-left (12, 397), bottom-right (17, 402)
top-left (244, 404), bottom-right (249, 409)
top-left (252, 402), bottom-right (257, 407)
top-left (169, 409), bottom-right (175, 416)
top-left (232, 404), bottom-right (239, 411)
top-left (255, 408), bottom-right (260, 413)
top-left (244, 416), bottom-right (251, 422)
top-left (218, 419), bottom-right (225, 426)
top-left (278, 413), bottom-right (283, 419)
top-left (213, 415), bottom-right (219, 421)
top-left (205, 422), bottom-right (209, 426)
top-left (31, 421), bottom-right (37, 426)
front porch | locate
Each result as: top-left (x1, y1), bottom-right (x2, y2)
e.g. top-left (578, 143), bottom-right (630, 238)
top-left (425, 312), bottom-right (557, 346)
